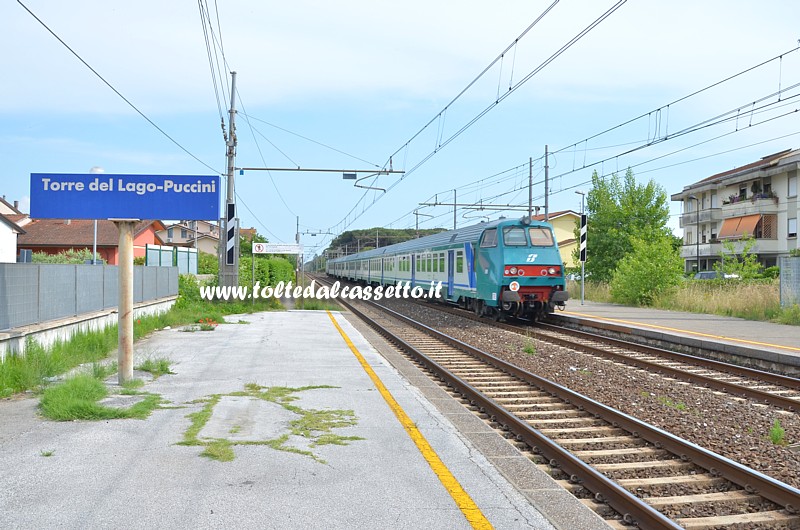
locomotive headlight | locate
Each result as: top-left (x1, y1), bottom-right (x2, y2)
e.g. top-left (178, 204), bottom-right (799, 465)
top-left (548, 267), bottom-right (557, 275)
top-left (509, 267), bottom-right (518, 275)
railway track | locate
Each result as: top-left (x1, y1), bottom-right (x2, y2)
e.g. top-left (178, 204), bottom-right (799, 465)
top-left (403, 297), bottom-right (800, 413)
top-left (318, 280), bottom-right (800, 528)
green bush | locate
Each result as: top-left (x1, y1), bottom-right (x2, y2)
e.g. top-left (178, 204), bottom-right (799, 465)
top-left (759, 266), bottom-right (780, 280)
top-left (610, 236), bottom-right (683, 306)
top-left (198, 252), bottom-right (218, 275)
top-left (32, 249), bottom-right (95, 264)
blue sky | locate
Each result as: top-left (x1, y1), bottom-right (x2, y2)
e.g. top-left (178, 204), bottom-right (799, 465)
top-left (3, 0), bottom-right (800, 259)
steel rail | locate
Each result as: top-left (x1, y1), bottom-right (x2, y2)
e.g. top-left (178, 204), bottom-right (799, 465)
top-left (336, 296), bottom-right (683, 529)
top-left (324, 286), bottom-right (800, 522)
top-left (533, 324), bottom-right (800, 412)
top-left (540, 321), bottom-right (800, 390)
top-left (401, 296), bottom-right (800, 412)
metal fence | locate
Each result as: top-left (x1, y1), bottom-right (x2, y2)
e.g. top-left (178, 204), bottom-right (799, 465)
top-left (0, 264), bottom-right (178, 331)
top-left (780, 256), bottom-right (800, 308)
top-left (175, 247), bottom-right (198, 274)
top-left (145, 244), bottom-right (197, 274)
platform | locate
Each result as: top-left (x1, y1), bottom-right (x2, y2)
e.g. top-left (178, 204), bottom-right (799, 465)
top-left (556, 300), bottom-right (800, 371)
top-left (0, 310), bottom-right (608, 530)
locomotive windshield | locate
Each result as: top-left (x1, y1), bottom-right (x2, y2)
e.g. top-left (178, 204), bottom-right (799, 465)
top-left (502, 226), bottom-right (528, 246)
top-left (528, 227), bottom-right (554, 246)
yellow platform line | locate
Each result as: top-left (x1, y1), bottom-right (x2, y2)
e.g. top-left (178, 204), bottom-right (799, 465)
top-left (326, 311), bottom-right (493, 530)
top-left (562, 311), bottom-right (800, 353)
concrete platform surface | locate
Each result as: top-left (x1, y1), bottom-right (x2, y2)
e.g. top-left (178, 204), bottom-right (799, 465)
top-left (0, 310), bottom-right (608, 530)
top-left (558, 300), bottom-right (800, 368)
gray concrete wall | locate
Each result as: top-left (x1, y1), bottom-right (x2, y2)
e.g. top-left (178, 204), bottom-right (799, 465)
top-left (0, 264), bottom-right (178, 331)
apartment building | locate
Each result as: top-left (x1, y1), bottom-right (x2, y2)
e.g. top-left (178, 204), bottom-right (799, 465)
top-left (671, 149), bottom-right (799, 272)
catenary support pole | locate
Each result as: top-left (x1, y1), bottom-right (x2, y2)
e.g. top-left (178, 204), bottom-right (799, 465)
top-left (528, 157), bottom-right (533, 221)
top-left (544, 145), bottom-right (549, 222)
top-left (221, 71), bottom-right (239, 288)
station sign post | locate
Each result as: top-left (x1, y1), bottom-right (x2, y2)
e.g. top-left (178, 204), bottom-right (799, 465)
top-left (30, 173), bottom-right (220, 383)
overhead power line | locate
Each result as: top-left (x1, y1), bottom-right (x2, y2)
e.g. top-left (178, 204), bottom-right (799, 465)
top-left (17, 0), bottom-right (222, 175)
top-left (327, 0), bottom-right (628, 236)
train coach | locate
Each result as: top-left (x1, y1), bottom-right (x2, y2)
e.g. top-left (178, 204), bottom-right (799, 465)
top-left (326, 217), bottom-right (568, 320)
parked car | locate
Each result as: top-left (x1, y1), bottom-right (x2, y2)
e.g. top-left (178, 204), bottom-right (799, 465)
top-left (694, 271), bottom-right (740, 280)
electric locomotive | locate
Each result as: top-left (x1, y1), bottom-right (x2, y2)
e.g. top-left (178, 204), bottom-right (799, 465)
top-left (326, 216), bottom-right (568, 320)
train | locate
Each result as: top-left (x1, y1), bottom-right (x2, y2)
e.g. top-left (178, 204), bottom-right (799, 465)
top-left (326, 216), bottom-right (568, 320)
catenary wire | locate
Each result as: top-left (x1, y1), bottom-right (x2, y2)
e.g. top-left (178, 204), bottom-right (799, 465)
top-left (16, 0), bottom-right (223, 175)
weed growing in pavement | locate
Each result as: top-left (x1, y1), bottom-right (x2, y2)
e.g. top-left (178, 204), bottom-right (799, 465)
top-left (294, 299), bottom-right (342, 311)
top-left (0, 276), bottom-right (282, 397)
top-left (120, 379), bottom-right (145, 395)
top-left (39, 374), bottom-right (164, 421)
top-left (39, 450), bottom-right (55, 457)
top-left (179, 384), bottom-right (363, 463)
top-left (135, 358), bottom-right (174, 379)
top-left (769, 419), bottom-right (787, 446)
top-left (201, 439), bottom-right (235, 462)
top-left (90, 361), bottom-right (118, 380)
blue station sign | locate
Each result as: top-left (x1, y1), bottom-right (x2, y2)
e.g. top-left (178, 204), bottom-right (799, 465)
top-left (30, 173), bottom-right (220, 220)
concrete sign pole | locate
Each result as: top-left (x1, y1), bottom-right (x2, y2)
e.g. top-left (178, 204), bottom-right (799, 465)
top-left (115, 220), bottom-right (137, 383)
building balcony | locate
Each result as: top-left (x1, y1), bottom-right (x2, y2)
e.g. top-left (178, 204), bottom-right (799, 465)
top-left (679, 242), bottom-right (722, 259)
top-left (679, 208), bottom-right (723, 228)
top-left (721, 194), bottom-right (780, 217)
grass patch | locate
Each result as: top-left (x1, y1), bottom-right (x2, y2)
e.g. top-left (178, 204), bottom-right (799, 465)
top-left (180, 395), bottom-right (221, 445)
top-left (39, 374), bottom-right (163, 421)
top-left (655, 395), bottom-right (687, 412)
top-left (0, 277), bottom-right (285, 397)
top-left (0, 328), bottom-right (118, 396)
top-left (120, 379), bottom-right (145, 395)
top-left (180, 384), bottom-right (362, 463)
top-left (90, 361), bottom-right (118, 380)
top-left (295, 299), bottom-right (342, 311)
top-left (135, 358), bottom-right (174, 379)
top-left (569, 278), bottom-right (799, 325)
top-left (523, 339), bottom-right (536, 355)
top-left (201, 439), bottom-right (235, 462)
top-left (769, 419), bottom-right (787, 446)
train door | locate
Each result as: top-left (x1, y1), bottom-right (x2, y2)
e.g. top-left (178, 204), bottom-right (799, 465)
top-left (411, 254), bottom-right (416, 287)
top-left (380, 257), bottom-right (384, 285)
top-left (447, 250), bottom-right (454, 299)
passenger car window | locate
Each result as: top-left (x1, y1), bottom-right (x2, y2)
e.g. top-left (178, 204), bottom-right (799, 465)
top-left (480, 229), bottom-right (498, 248)
top-left (503, 226), bottom-right (528, 246)
top-left (528, 227), bottom-right (554, 246)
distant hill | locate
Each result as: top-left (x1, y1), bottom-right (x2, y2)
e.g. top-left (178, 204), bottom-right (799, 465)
top-left (327, 227), bottom-right (445, 254)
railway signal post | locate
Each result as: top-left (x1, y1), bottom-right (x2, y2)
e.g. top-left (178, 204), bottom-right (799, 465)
top-left (576, 190), bottom-right (587, 306)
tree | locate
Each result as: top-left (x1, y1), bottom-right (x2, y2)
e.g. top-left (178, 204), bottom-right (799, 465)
top-left (575, 169), bottom-right (672, 283)
top-left (714, 234), bottom-right (761, 280)
top-left (610, 236), bottom-right (683, 306)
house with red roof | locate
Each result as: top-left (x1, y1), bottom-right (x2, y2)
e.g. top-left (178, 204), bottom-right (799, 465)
top-left (17, 219), bottom-right (166, 265)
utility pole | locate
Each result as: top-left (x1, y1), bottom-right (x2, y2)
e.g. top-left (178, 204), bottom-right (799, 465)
top-left (528, 157), bottom-right (533, 221)
top-left (295, 216), bottom-right (300, 287)
top-left (544, 145), bottom-right (549, 222)
top-left (453, 189), bottom-right (457, 230)
top-left (221, 71), bottom-right (239, 288)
